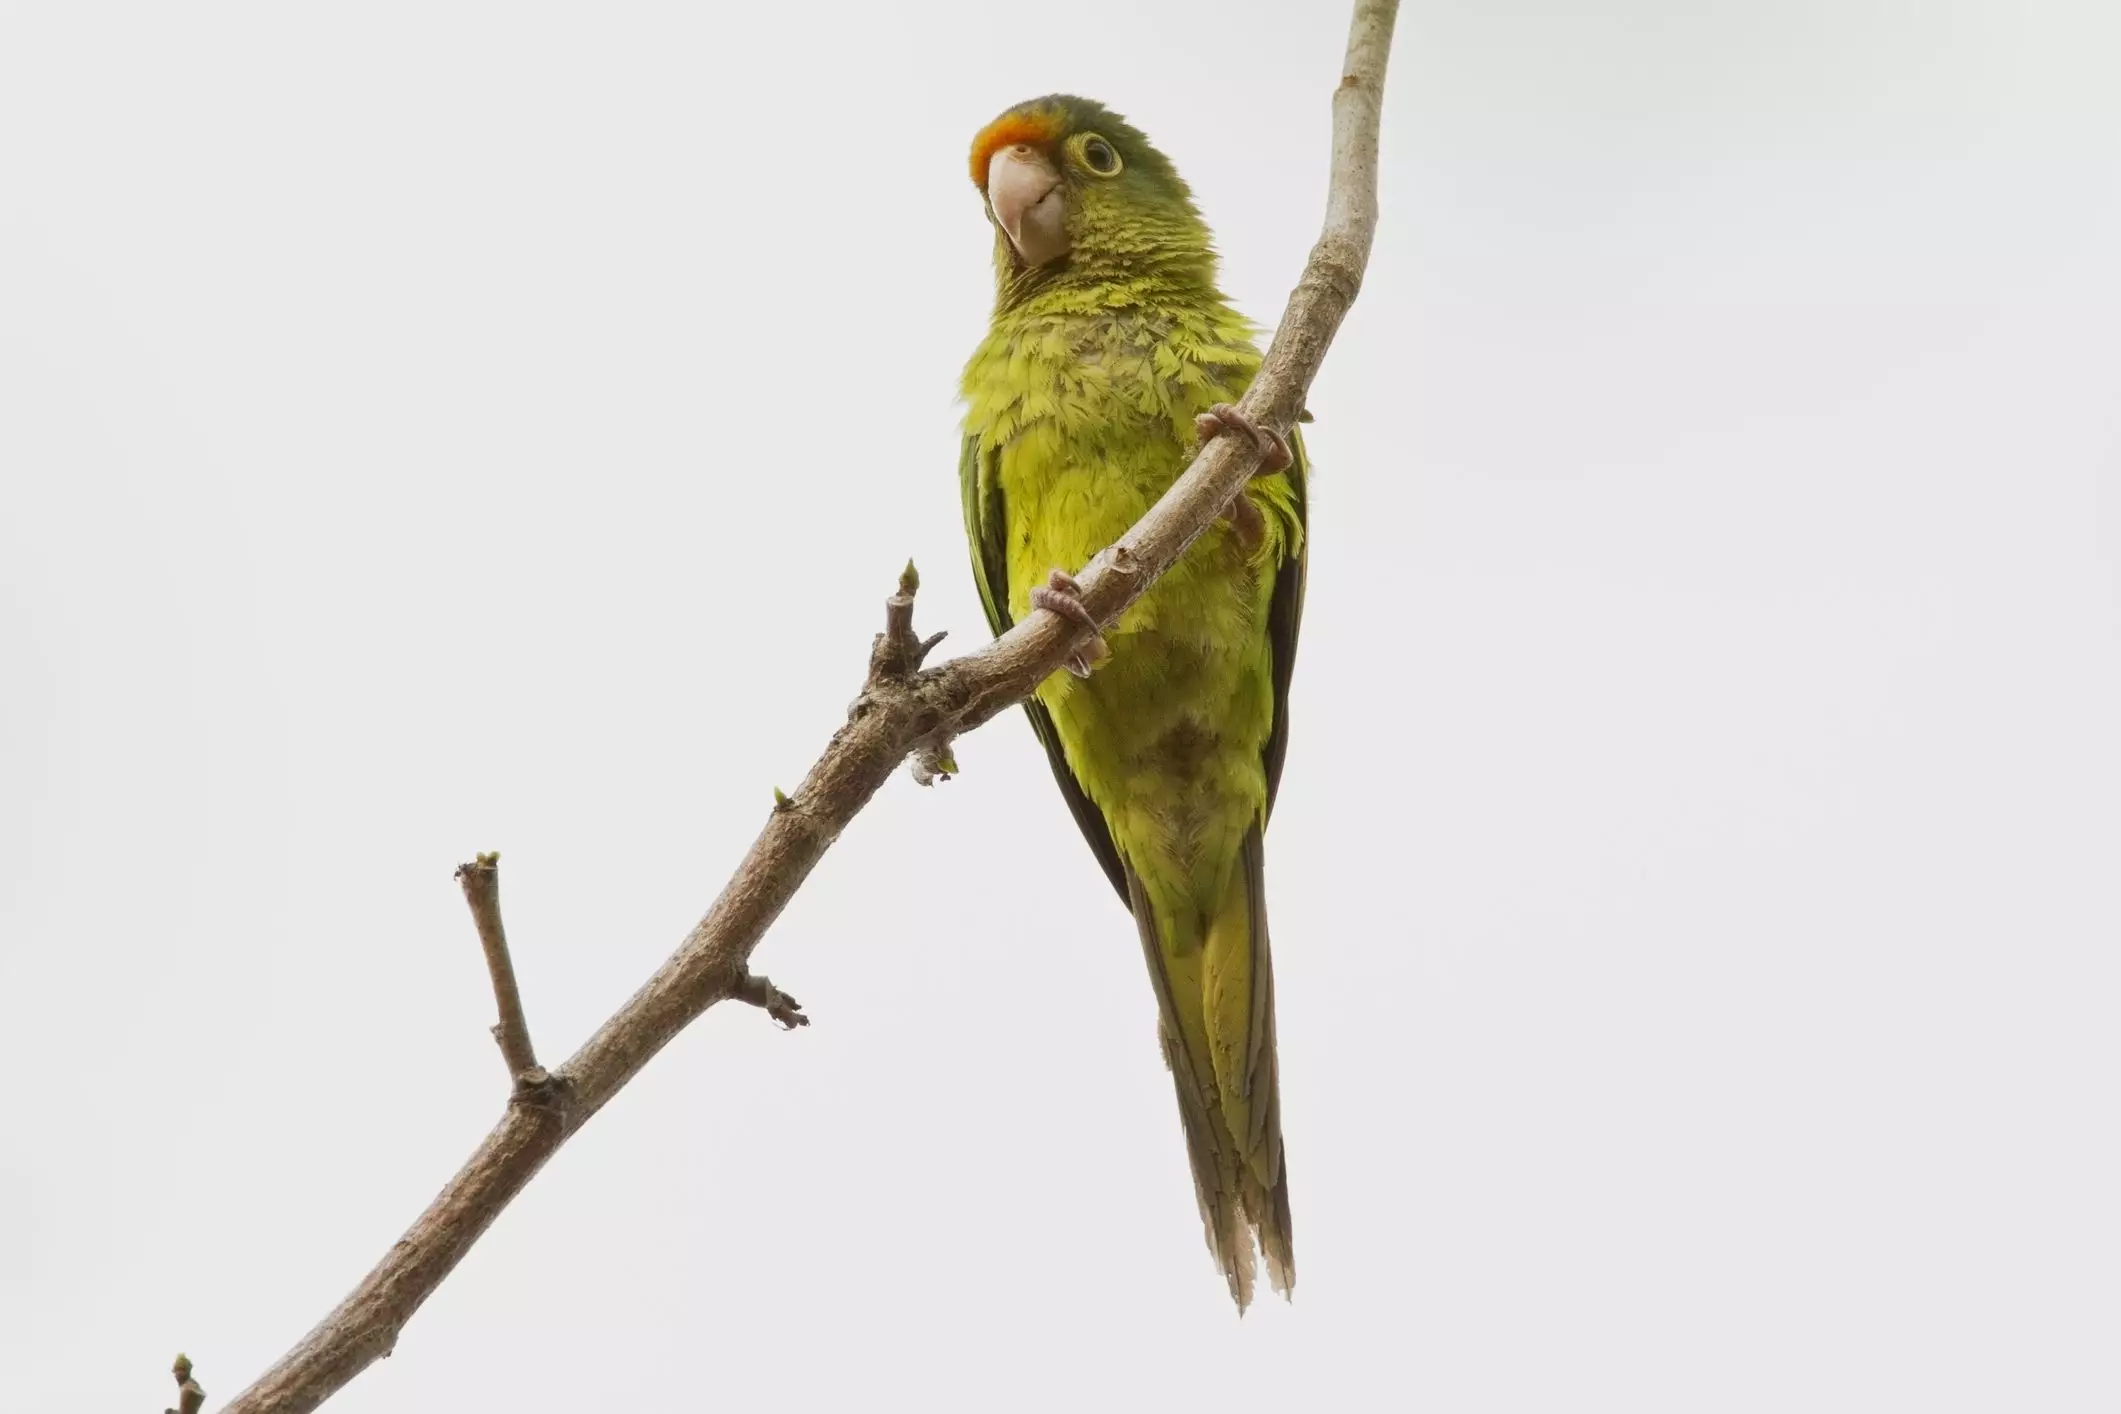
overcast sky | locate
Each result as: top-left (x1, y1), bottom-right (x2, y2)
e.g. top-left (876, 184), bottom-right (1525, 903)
top-left (4, 2), bottom-right (2118, 1410)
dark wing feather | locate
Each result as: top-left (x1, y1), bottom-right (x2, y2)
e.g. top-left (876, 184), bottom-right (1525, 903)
top-left (960, 432), bottom-right (1131, 906)
top-left (1263, 425), bottom-right (1310, 819)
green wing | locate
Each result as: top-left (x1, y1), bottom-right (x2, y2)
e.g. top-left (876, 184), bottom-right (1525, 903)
top-left (961, 432), bottom-right (1132, 904)
top-left (1263, 424), bottom-right (1309, 819)
top-left (956, 427), bottom-right (1311, 903)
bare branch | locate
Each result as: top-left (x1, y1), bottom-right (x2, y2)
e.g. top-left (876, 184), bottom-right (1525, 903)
top-left (215, 4), bottom-right (1399, 1409)
top-left (730, 971), bottom-right (810, 1030)
top-left (453, 853), bottom-right (540, 1082)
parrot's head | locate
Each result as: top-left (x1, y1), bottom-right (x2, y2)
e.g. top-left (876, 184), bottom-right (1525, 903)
top-left (970, 94), bottom-right (1213, 294)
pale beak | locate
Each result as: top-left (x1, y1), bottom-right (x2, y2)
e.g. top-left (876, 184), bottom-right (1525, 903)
top-left (987, 144), bottom-right (1069, 266)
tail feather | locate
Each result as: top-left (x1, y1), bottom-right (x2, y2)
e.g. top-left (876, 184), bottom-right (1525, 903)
top-left (1128, 825), bottom-right (1293, 1309)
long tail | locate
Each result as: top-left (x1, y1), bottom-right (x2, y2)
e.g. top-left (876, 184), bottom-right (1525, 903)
top-left (1126, 825), bottom-right (1292, 1310)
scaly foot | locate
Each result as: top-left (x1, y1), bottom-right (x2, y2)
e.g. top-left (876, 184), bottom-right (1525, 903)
top-left (1195, 402), bottom-right (1293, 475)
top-left (1196, 403), bottom-right (1288, 553)
top-left (1221, 494), bottom-right (1266, 553)
top-left (1029, 568), bottom-right (1111, 678)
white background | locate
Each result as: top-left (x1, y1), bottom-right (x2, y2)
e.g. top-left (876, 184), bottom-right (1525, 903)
top-left (4, 2), bottom-right (2117, 1409)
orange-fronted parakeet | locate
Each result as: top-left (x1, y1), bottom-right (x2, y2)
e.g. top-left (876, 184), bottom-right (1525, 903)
top-left (959, 95), bottom-right (1306, 1309)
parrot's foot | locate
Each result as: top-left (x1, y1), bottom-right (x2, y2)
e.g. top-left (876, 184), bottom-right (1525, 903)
top-left (1030, 568), bottom-right (1111, 678)
top-left (1222, 493), bottom-right (1266, 553)
top-left (1196, 402), bottom-right (1293, 475)
top-left (1198, 404), bottom-right (1289, 553)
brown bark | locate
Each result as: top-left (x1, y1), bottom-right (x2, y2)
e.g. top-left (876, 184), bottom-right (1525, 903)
top-left (454, 854), bottom-right (543, 1082)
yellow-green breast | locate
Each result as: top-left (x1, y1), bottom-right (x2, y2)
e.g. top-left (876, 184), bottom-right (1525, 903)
top-left (961, 294), bottom-right (1302, 937)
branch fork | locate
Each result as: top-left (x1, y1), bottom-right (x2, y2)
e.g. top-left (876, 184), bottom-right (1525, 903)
top-left (859, 560), bottom-right (959, 785)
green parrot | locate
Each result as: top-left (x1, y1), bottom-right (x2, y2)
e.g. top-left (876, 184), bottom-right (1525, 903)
top-left (958, 95), bottom-right (1307, 1309)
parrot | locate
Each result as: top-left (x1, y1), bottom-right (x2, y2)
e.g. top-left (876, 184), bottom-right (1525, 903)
top-left (957, 94), bottom-right (1308, 1310)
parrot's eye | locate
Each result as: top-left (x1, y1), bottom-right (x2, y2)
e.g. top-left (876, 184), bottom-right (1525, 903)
top-left (1078, 135), bottom-right (1123, 177)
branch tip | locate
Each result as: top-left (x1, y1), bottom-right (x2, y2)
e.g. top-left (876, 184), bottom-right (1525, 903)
top-left (457, 853), bottom-right (540, 1081)
top-left (732, 971), bottom-right (810, 1030)
top-left (453, 852), bottom-right (499, 884)
top-left (870, 560), bottom-right (946, 685)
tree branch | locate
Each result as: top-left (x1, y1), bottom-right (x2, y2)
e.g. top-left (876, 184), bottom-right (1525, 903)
top-left (729, 971), bottom-right (810, 1031)
top-left (214, 4), bottom-right (1399, 1408)
top-left (453, 853), bottom-right (541, 1083)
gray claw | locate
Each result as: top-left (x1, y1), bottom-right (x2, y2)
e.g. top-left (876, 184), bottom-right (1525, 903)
top-left (1195, 402), bottom-right (1293, 475)
top-left (1030, 568), bottom-right (1110, 676)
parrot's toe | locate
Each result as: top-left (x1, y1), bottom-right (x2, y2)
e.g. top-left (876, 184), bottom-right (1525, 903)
top-left (1221, 493), bottom-right (1266, 553)
top-left (1195, 402), bottom-right (1293, 475)
top-left (1030, 568), bottom-right (1111, 677)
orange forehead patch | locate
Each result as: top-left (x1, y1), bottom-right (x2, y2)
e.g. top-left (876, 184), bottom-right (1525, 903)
top-left (969, 110), bottom-right (1065, 188)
